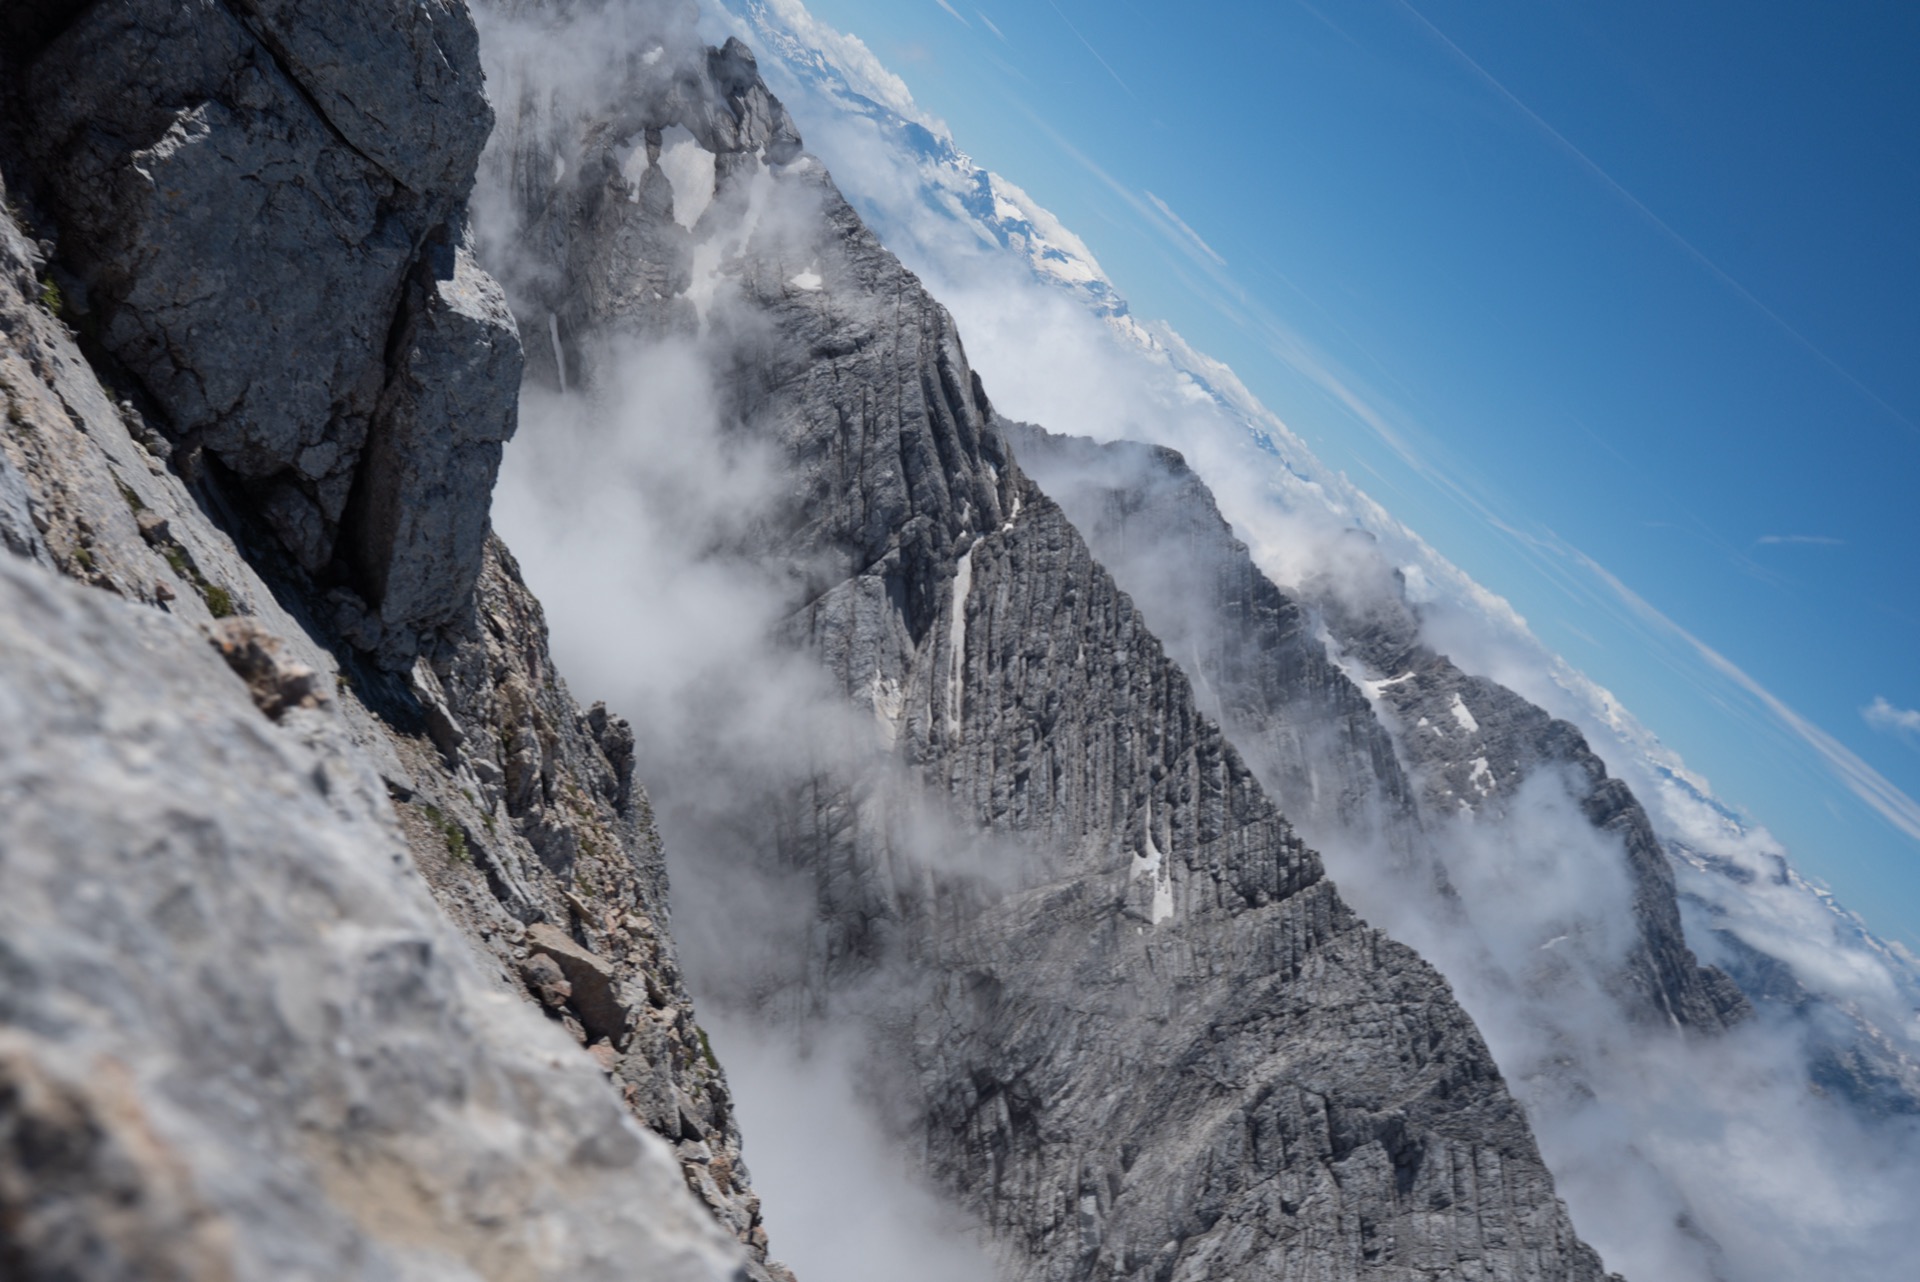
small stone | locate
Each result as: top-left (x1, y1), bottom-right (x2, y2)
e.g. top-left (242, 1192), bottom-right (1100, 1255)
top-left (525, 923), bottom-right (630, 1042)
top-left (204, 620), bottom-right (327, 721)
top-left (517, 953), bottom-right (571, 1009)
top-left (154, 580), bottom-right (175, 604)
top-left (564, 889), bottom-right (602, 929)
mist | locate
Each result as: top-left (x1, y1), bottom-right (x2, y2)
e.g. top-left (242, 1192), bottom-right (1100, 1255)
top-left (469, 8), bottom-right (1016, 1279)
top-left (492, 320), bottom-right (1001, 1282)
top-left (1005, 422), bottom-right (1920, 1279)
top-left (472, 4), bottom-right (1920, 1279)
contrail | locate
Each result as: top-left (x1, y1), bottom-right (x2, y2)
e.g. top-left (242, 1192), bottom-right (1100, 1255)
top-left (1045, 0), bottom-right (1132, 98)
top-left (1396, 0), bottom-right (1916, 437)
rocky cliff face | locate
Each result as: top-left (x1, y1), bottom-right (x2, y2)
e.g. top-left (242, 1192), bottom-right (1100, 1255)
top-left (476, 7), bottom-right (1616, 1278)
top-left (1004, 426), bottom-right (1748, 1037)
top-left (1, 5), bottom-right (778, 1279)
top-left (9, 0), bottom-right (516, 663)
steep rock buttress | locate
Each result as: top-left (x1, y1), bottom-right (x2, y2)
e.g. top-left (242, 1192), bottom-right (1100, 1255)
top-left (476, 9), bottom-right (1620, 1280)
top-left (2, 5), bottom-right (780, 1278)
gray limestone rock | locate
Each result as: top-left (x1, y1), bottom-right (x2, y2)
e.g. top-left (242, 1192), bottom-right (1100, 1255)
top-left (0, 122), bottom-right (783, 1277)
top-left (1008, 425), bottom-right (1748, 1037)
top-left (9, 0), bottom-right (517, 652)
top-left (999, 428), bottom-right (1418, 849)
top-left (0, 553), bottom-right (748, 1282)
top-left (484, 23), bottom-right (1617, 1280)
top-left (224, 0), bottom-right (494, 197)
top-left (22, 1), bottom-right (438, 479)
top-left (352, 230), bottom-right (522, 638)
top-left (0, 447), bottom-right (46, 563)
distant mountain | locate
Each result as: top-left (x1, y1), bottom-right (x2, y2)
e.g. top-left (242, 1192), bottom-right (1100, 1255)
top-left (476, 8), bottom-right (1616, 1277)
top-left (715, 0), bottom-right (1920, 1110)
top-left (708, 3), bottom-right (1920, 1277)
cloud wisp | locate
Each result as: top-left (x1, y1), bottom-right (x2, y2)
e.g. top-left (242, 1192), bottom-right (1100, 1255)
top-left (1865, 697), bottom-right (1920, 741)
top-left (1567, 546), bottom-right (1920, 844)
top-left (1756, 534), bottom-right (1845, 547)
top-left (933, 0), bottom-right (968, 28)
top-left (1043, 0), bottom-right (1132, 98)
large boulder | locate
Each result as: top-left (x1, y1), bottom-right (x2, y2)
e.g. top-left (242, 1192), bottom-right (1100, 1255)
top-left (15, 0), bottom-right (517, 647)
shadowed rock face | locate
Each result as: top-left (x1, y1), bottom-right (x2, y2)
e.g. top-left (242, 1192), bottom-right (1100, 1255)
top-left (1005, 426), bottom-right (1748, 1037)
top-left (480, 12), bottom-right (1616, 1279)
top-left (8, 0), bottom-right (518, 653)
top-left (1, 7), bottom-right (783, 1278)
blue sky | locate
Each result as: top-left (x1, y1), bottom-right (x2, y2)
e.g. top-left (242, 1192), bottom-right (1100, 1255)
top-left (739, 0), bottom-right (1920, 945)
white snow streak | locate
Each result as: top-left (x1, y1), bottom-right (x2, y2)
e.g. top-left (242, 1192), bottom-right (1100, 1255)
top-left (1450, 693), bottom-right (1481, 734)
top-left (1130, 797), bottom-right (1176, 924)
top-left (945, 542), bottom-right (977, 738)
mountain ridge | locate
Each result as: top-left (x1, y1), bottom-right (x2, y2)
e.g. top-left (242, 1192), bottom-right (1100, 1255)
top-left (718, 0), bottom-right (1920, 1120)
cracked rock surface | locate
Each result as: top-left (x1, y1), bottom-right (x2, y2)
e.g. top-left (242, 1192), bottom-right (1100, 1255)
top-left (1, 11), bottom-right (781, 1278)
top-left (482, 14), bottom-right (1618, 1279)
top-left (1006, 425), bottom-right (1748, 1036)
top-left (0, 553), bottom-right (748, 1282)
top-left (11, 0), bottom-right (518, 647)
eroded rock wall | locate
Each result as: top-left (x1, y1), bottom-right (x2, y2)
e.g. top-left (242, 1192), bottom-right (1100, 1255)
top-left (479, 11), bottom-right (1617, 1279)
top-left (1006, 426), bottom-right (1748, 1035)
top-left (8, 0), bottom-right (518, 656)
top-left (1, 8), bottom-right (781, 1278)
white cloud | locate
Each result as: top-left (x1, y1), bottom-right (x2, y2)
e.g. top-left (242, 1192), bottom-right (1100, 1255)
top-left (703, 0), bottom-right (1920, 1262)
top-left (933, 0), bottom-right (969, 28)
top-left (975, 10), bottom-right (1005, 42)
top-left (1865, 696), bottom-right (1920, 740)
top-left (757, 0), bottom-right (945, 131)
top-left (1567, 547), bottom-right (1920, 844)
top-left (1756, 534), bottom-right (1844, 547)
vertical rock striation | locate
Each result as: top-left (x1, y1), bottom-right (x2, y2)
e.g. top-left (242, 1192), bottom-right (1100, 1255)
top-left (480, 13), bottom-right (1617, 1279)
top-left (1006, 426), bottom-right (1748, 1035)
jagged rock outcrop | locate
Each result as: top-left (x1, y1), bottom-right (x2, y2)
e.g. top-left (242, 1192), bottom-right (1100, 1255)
top-left (483, 13), bottom-right (1616, 1279)
top-left (1006, 426), bottom-right (1748, 1037)
top-left (2, 8), bottom-right (781, 1278)
top-left (0, 555), bottom-right (747, 1282)
top-left (993, 429), bottom-right (1419, 848)
top-left (7, 0), bottom-right (517, 652)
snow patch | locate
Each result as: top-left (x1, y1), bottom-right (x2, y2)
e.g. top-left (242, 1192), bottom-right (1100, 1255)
top-left (944, 541), bottom-right (977, 738)
top-left (1361, 671), bottom-right (1416, 701)
top-left (1450, 693), bottom-right (1480, 734)
top-left (788, 263), bottom-right (824, 292)
top-left (658, 126), bottom-right (715, 230)
top-left (1469, 756), bottom-right (1495, 796)
top-left (1129, 797), bottom-right (1176, 924)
